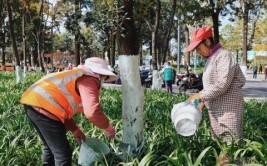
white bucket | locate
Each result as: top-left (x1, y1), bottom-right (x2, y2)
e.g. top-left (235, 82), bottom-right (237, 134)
top-left (171, 101), bottom-right (202, 136)
top-left (78, 138), bottom-right (110, 166)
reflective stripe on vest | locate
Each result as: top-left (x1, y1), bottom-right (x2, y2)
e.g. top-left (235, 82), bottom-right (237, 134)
top-left (22, 68), bottom-right (97, 121)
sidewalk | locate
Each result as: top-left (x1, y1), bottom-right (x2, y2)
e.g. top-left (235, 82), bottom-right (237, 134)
top-left (245, 71), bottom-right (266, 82)
top-left (242, 72), bottom-right (267, 102)
top-left (103, 72), bottom-right (267, 102)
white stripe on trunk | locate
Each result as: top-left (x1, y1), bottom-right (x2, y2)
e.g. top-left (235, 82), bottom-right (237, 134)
top-left (119, 55), bottom-right (144, 151)
top-left (15, 66), bottom-right (23, 83)
top-left (151, 70), bottom-right (162, 90)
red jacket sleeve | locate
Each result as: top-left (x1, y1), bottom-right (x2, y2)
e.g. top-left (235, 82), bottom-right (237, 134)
top-left (76, 76), bottom-right (109, 129)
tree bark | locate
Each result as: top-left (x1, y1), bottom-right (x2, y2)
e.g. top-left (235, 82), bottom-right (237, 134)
top-left (7, 1), bottom-right (19, 66)
top-left (7, 0), bottom-right (23, 82)
top-left (184, 25), bottom-right (190, 66)
top-left (242, 1), bottom-right (248, 66)
top-left (117, 0), bottom-right (143, 154)
top-left (111, 27), bottom-right (116, 66)
top-left (210, 0), bottom-right (220, 45)
top-left (161, 0), bottom-right (176, 63)
top-left (74, 0), bottom-right (81, 66)
top-left (248, 15), bottom-right (260, 50)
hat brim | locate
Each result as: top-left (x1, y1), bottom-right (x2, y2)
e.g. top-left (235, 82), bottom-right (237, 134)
top-left (185, 40), bottom-right (202, 52)
top-left (81, 66), bottom-right (118, 82)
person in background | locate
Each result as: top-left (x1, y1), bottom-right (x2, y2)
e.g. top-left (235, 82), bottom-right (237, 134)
top-left (162, 62), bottom-right (174, 93)
top-left (265, 66), bottom-right (267, 79)
top-left (259, 64), bottom-right (263, 74)
top-left (20, 57), bottom-right (117, 166)
top-left (252, 65), bottom-right (258, 79)
top-left (185, 26), bottom-right (246, 165)
top-left (67, 63), bottom-right (73, 70)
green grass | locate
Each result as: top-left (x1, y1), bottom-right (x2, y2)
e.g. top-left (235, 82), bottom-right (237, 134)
top-left (0, 71), bottom-right (266, 165)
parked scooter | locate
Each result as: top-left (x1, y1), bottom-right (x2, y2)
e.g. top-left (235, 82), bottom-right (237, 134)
top-left (140, 69), bottom-right (152, 88)
top-left (177, 72), bottom-right (203, 94)
top-left (110, 65), bottom-right (121, 84)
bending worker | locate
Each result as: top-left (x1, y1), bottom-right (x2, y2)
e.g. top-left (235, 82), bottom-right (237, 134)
top-left (20, 57), bottom-right (117, 166)
top-left (186, 26), bottom-right (246, 144)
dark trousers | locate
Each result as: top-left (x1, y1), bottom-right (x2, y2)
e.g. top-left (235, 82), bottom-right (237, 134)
top-left (165, 80), bottom-right (173, 93)
top-left (253, 72), bottom-right (257, 79)
top-left (24, 105), bottom-right (72, 166)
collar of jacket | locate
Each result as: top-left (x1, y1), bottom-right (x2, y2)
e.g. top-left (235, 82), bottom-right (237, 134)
top-left (208, 43), bottom-right (222, 58)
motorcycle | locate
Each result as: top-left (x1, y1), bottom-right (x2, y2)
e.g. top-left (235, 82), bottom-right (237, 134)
top-left (140, 69), bottom-right (152, 88)
top-left (177, 72), bottom-right (203, 94)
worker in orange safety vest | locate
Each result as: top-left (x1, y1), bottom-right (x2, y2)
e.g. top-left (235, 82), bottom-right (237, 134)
top-left (20, 57), bottom-right (118, 166)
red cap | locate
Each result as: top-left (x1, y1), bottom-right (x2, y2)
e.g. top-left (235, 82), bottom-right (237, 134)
top-left (185, 26), bottom-right (213, 52)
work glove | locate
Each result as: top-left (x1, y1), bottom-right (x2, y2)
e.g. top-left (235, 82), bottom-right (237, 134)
top-left (188, 93), bottom-right (205, 112)
top-left (73, 128), bottom-right (85, 145)
top-left (104, 124), bottom-right (116, 139)
top-left (188, 93), bottom-right (201, 102)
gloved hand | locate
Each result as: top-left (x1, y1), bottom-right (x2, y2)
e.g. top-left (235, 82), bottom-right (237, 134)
top-left (188, 93), bottom-right (205, 112)
top-left (104, 124), bottom-right (116, 139)
top-left (73, 128), bottom-right (85, 145)
top-left (188, 93), bottom-right (201, 102)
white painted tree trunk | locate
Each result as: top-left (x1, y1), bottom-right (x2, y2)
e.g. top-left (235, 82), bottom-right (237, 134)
top-left (23, 66), bottom-right (27, 78)
top-left (15, 66), bottom-right (23, 83)
top-left (151, 70), bottom-right (163, 90)
top-left (119, 55), bottom-right (144, 152)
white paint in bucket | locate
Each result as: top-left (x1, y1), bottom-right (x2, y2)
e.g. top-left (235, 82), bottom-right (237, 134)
top-left (78, 138), bottom-right (110, 166)
top-left (171, 101), bottom-right (202, 136)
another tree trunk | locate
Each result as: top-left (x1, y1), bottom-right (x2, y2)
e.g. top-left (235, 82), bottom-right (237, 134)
top-left (242, 1), bottom-right (248, 66)
top-left (161, 0), bottom-right (176, 63)
top-left (7, 0), bottom-right (22, 82)
top-left (74, 0), bottom-right (81, 66)
top-left (248, 16), bottom-right (259, 50)
top-left (210, 0), bottom-right (220, 45)
top-left (111, 28), bottom-right (116, 66)
top-left (184, 25), bottom-right (190, 66)
top-left (117, 0), bottom-right (143, 154)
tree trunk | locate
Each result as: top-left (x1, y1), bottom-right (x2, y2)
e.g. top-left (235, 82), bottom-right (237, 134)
top-left (151, 31), bottom-right (157, 70)
top-left (248, 17), bottom-right (259, 50)
top-left (22, 9), bottom-right (27, 77)
top-left (111, 33), bottom-right (116, 66)
top-left (74, 0), bottom-right (81, 66)
top-left (1, 46), bottom-right (5, 69)
top-left (242, 1), bottom-right (248, 66)
top-left (210, 0), bottom-right (220, 45)
top-left (7, 0), bottom-right (22, 83)
top-left (139, 43), bottom-right (143, 65)
top-left (184, 25), bottom-right (190, 66)
top-left (117, 0), bottom-right (143, 154)
top-left (161, 0), bottom-right (176, 63)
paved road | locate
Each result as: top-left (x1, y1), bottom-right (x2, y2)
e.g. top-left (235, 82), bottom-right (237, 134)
top-left (242, 73), bottom-right (267, 101)
top-left (104, 72), bottom-right (267, 102)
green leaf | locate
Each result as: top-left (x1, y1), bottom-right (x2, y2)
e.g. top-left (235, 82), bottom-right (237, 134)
top-left (193, 146), bottom-right (212, 166)
top-left (138, 152), bottom-right (155, 166)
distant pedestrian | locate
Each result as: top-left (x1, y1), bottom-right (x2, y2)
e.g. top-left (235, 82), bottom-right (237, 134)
top-left (265, 66), bottom-right (267, 79)
top-left (259, 64), bottom-right (263, 74)
top-left (67, 63), bottom-right (73, 70)
top-left (161, 62), bottom-right (174, 93)
top-left (253, 66), bottom-right (258, 79)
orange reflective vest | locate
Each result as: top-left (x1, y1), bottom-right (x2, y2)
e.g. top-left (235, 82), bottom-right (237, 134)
top-left (20, 68), bottom-right (98, 123)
